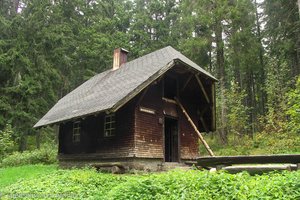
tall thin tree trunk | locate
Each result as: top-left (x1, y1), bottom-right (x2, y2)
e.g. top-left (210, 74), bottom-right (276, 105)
top-left (19, 133), bottom-right (27, 152)
top-left (254, 0), bottom-right (266, 116)
top-left (215, 19), bottom-right (227, 144)
top-left (36, 131), bottom-right (41, 149)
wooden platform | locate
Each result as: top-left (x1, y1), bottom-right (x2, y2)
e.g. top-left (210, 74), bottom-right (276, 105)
top-left (186, 154), bottom-right (300, 168)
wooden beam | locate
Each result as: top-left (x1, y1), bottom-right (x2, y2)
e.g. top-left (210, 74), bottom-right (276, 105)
top-left (195, 75), bottom-right (210, 103)
top-left (180, 73), bottom-right (193, 92)
top-left (162, 97), bottom-right (177, 104)
top-left (194, 154), bottom-right (300, 167)
top-left (211, 82), bottom-right (216, 131)
top-left (137, 87), bottom-right (149, 106)
top-left (221, 165), bottom-right (296, 174)
top-left (175, 97), bottom-right (214, 156)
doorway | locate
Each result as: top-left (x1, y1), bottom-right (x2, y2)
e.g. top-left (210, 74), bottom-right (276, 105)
top-left (164, 117), bottom-right (179, 162)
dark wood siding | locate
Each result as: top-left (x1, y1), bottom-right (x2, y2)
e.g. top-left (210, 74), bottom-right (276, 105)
top-left (59, 100), bottom-right (135, 158)
top-left (135, 82), bottom-right (164, 158)
top-left (178, 99), bottom-right (200, 159)
top-left (95, 101), bottom-right (135, 158)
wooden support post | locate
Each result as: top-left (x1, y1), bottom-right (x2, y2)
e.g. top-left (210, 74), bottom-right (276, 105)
top-left (181, 74), bottom-right (193, 92)
top-left (195, 75), bottom-right (210, 103)
top-left (211, 82), bottom-right (216, 131)
top-left (175, 97), bottom-right (215, 156)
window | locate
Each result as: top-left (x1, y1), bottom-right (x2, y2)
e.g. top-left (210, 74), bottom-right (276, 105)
top-left (72, 121), bottom-right (81, 143)
top-left (104, 114), bottom-right (116, 137)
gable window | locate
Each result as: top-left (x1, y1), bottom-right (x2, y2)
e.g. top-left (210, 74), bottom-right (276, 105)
top-left (72, 121), bottom-right (81, 143)
top-left (104, 114), bottom-right (116, 137)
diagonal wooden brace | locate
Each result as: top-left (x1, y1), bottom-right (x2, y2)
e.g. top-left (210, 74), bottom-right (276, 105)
top-left (175, 97), bottom-right (215, 156)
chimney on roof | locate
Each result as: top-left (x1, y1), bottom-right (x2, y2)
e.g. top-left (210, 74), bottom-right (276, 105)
top-left (113, 48), bottom-right (129, 70)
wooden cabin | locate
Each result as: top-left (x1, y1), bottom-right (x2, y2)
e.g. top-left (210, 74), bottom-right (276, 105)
top-left (34, 46), bottom-right (217, 171)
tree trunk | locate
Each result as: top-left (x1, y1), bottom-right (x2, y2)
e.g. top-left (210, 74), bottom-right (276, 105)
top-left (254, 0), bottom-right (267, 116)
top-left (215, 19), bottom-right (227, 144)
top-left (19, 133), bottom-right (27, 152)
top-left (36, 131), bottom-right (41, 149)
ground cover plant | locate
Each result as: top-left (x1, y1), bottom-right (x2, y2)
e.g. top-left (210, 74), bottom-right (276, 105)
top-left (0, 165), bottom-right (57, 188)
top-left (0, 165), bottom-right (299, 200)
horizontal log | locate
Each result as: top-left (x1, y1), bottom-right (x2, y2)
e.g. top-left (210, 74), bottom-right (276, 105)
top-left (195, 154), bottom-right (300, 167)
top-left (221, 164), bottom-right (298, 174)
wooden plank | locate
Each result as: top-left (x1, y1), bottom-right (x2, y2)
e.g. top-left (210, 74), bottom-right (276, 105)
top-left (211, 82), bottom-right (216, 131)
top-left (175, 97), bottom-right (215, 156)
top-left (221, 165), bottom-right (297, 174)
top-left (195, 154), bottom-right (300, 167)
top-left (137, 87), bottom-right (149, 106)
top-left (162, 97), bottom-right (177, 104)
top-left (195, 75), bottom-right (210, 103)
top-left (180, 73), bottom-right (193, 92)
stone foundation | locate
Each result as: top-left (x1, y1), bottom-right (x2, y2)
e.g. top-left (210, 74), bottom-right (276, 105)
top-left (58, 154), bottom-right (193, 172)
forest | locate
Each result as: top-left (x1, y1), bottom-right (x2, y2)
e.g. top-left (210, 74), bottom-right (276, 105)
top-left (0, 0), bottom-right (300, 156)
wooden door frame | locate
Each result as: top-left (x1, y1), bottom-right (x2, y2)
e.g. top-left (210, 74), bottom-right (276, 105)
top-left (163, 116), bottom-right (180, 162)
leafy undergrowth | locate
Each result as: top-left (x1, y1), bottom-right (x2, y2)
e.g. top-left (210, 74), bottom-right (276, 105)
top-left (0, 146), bottom-right (57, 168)
top-left (1, 166), bottom-right (299, 200)
top-left (0, 165), bottom-right (57, 188)
top-left (199, 131), bottom-right (300, 156)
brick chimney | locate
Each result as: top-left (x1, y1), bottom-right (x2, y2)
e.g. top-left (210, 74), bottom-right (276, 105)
top-left (113, 48), bottom-right (129, 70)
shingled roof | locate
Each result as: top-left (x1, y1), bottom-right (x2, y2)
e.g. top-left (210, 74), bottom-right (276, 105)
top-left (34, 46), bottom-right (217, 128)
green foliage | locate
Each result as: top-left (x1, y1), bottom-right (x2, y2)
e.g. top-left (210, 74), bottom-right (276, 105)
top-left (286, 77), bottom-right (300, 134)
top-left (226, 82), bottom-right (250, 136)
top-left (0, 0), bottom-right (299, 153)
top-left (200, 130), bottom-right (300, 156)
top-left (0, 124), bottom-right (15, 159)
top-left (0, 164), bottom-right (57, 188)
top-left (1, 167), bottom-right (300, 199)
top-left (0, 145), bottom-right (57, 167)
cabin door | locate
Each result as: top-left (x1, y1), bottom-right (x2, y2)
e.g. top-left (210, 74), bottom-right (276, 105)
top-left (164, 117), bottom-right (179, 162)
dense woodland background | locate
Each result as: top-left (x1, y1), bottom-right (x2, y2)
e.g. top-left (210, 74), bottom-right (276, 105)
top-left (0, 0), bottom-right (299, 157)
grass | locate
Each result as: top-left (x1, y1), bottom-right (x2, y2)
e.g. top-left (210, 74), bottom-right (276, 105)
top-left (0, 164), bottom-right (57, 188)
top-left (199, 131), bottom-right (300, 156)
top-left (0, 165), bottom-right (299, 199)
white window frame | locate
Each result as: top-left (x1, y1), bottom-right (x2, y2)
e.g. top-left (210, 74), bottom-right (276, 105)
top-left (72, 121), bottom-right (81, 143)
top-left (104, 113), bottom-right (116, 137)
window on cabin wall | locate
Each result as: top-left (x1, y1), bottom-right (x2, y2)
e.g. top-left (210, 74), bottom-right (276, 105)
top-left (104, 114), bottom-right (116, 137)
top-left (72, 121), bottom-right (81, 143)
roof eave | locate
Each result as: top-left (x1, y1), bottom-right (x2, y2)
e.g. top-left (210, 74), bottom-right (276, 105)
top-left (33, 108), bottom-right (111, 128)
top-left (174, 59), bottom-right (218, 81)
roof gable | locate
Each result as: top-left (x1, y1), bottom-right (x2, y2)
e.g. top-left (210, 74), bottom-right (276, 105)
top-left (34, 46), bottom-right (216, 128)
